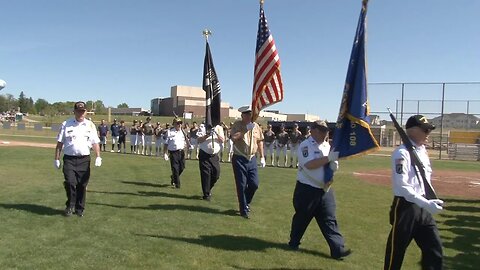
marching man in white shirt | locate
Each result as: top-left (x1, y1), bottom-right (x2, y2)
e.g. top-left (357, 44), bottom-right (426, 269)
top-left (197, 123), bottom-right (224, 201)
top-left (384, 115), bottom-right (443, 270)
top-left (54, 101), bottom-right (102, 217)
top-left (288, 120), bottom-right (351, 260)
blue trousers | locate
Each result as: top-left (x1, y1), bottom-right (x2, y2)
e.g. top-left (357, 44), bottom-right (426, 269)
top-left (232, 155), bottom-right (259, 215)
top-left (289, 181), bottom-right (346, 257)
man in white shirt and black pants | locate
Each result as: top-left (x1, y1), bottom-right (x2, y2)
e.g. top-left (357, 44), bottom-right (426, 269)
top-left (288, 120), bottom-right (351, 260)
top-left (54, 101), bottom-right (102, 217)
top-left (164, 117), bottom-right (189, 189)
top-left (384, 115), bottom-right (443, 270)
top-left (197, 124), bottom-right (224, 201)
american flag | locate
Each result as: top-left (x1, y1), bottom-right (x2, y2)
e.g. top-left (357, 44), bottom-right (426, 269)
top-left (251, 3), bottom-right (283, 121)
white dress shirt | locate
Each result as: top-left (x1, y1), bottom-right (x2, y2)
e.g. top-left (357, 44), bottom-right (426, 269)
top-left (199, 125), bottom-right (224, 155)
top-left (391, 143), bottom-right (433, 203)
top-left (297, 137), bottom-right (330, 189)
top-left (57, 118), bottom-right (100, 156)
top-left (165, 128), bottom-right (187, 151)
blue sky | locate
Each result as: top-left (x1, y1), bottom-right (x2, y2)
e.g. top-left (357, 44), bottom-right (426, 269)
top-left (1, 0), bottom-right (479, 121)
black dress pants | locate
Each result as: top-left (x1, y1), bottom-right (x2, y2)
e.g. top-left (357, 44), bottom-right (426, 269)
top-left (62, 155), bottom-right (90, 211)
top-left (198, 149), bottom-right (220, 198)
top-left (289, 181), bottom-right (346, 258)
top-left (384, 196), bottom-right (443, 270)
top-left (169, 150), bottom-right (185, 188)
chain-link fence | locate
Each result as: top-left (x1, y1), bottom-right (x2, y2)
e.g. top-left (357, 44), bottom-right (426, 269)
top-left (367, 82), bottom-right (480, 160)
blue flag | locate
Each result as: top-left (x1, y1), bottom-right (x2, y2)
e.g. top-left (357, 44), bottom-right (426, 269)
top-left (332, 0), bottom-right (379, 158)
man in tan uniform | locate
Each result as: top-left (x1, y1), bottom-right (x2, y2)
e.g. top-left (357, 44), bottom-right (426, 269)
top-left (230, 106), bottom-right (265, 219)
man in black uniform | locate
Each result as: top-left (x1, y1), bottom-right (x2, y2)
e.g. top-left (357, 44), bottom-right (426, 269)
top-left (164, 117), bottom-right (188, 188)
top-left (384, 115), bottom-right (443, 270)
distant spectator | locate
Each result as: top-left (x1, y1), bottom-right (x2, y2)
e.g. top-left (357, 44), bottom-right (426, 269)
top-left (143, 117), bottom-right (154, 156)
top-left (118, 120), bottom-right (128, 153)
top-left (110, 119), bottom-right (120, 152)
top-left (98, 119), bottom-right (109, 152)
top-left (130, 120), bottom-right (138, 154)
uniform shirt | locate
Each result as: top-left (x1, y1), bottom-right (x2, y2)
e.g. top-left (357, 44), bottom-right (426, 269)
top-left (297, 136), bottom-right (330, 189)
top-left (231, 121), bottom-right (264, 159)
top-left (98, 124), bottom-right (108, 137)
top-left (391, 142), bottom-right (433, 203)
top-left (165, 128), bottom-right (187, 151)
top-left (263, 130), bottom-right (276, 144)
top-left (154, 126), bottom-right (162, 138)
top-left (276, 131), bottom-right (289, 147)
top-left (143, 122), bottom-right (154, 135)
top-left (190, 127), bottom-right (199, 139)
top-left (290, 130), bottom-right (303, 144)
top-left (57, 118), bottom-right (100, 156)
top-left (129, 126), bottom-right (137, 135)
top-left (119, 126), bottom-right (127, 138)
top-left (199, 125), bottom-right (224, 155)
top-left (111, 123), bottom-right (120, 136)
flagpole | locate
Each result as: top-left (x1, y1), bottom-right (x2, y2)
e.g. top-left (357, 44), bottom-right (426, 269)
top-left (202, 28), bottom-right (215, 152)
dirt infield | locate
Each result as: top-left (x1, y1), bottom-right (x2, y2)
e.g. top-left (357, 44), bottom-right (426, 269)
top-left (354, 169), bottom-right (480, 199)
top-left (0, 140), bottom-right (56, 148)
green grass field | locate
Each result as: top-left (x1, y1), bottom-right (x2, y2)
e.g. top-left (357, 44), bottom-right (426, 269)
top-left (0, 143), bottom-right (478, 269)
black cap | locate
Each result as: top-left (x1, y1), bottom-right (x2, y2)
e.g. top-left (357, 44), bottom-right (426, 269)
top-left (74, 101), bottom-right (86, 111)
top-left (172, 117), bottom-right (182, 124)
top-left (405, 115), bottom-right (435, 131)
top-left (310, 120), bottom-right (329, 131)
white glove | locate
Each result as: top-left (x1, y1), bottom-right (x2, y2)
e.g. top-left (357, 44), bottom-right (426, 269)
top-left (54, 159), bottom-right (61, 169)
top-left (95, 157), bottom-right (102, 167)
top-left (246, 122), bottom-right (255, 131)
top-left (329, 161), bottom-right (339, 172)
top-left (415, 196), bottom-right (443, 215)
top-left (424, 199), bottom-right (443, 215)
top-left (431, 199), bottom-right (444, 207)
top-left (260, 157), bottom-right (266, 168)
top-left (164, 153), bottom-right (169, 161)
top-left (327, 151), bottom-right (339, 162)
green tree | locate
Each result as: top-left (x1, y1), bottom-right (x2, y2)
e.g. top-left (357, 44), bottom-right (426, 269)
top-left (27, 97), bottom-right (36, 114)
top-left (18, 91), bottom-right (28, 112)
top-left (117, 103), bottom-right (129, 108)
top-left (34, 98), bottom-right (50, 115)
top-left (1, 94), bottom-right (17, 112)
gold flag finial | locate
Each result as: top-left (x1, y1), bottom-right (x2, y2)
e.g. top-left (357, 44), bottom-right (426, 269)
top-left (202, 29), bottom-right (212, 41)
top-left (260, 0), bottom-right (264, 5)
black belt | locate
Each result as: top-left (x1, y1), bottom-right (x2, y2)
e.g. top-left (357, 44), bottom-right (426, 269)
top-left (64, 155), bottom-right (89, 159)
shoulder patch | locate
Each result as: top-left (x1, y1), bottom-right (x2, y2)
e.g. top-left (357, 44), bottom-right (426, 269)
top-left (302, 146), bottom-right (309, 157)
top-left (395, 158), bottom-right (405, 174)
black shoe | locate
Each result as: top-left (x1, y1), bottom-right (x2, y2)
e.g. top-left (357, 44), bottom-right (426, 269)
top-left (170, 176), bottom-right (174, 186)
top-left (240, 212), bottom-right (249, 219)
top-left (202, 195), bottom-right (211, 201)
top-left (332, 249), bottom-right (352, 260)
top-left (288, 243), bottom-right (299, 251)
top-left (75, 210), bottom-right (84, 217)
top-left (246, 204), bottom-right (251, 212)
top-left (63, 207), bottom-right (74, 217)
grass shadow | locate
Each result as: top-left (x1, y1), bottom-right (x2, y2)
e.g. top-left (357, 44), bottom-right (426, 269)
top-left (440, 199), bottom-right (480, 270)
top-left (91, 202), bottom-right (238, 217)
top-left (88, 190), bottom-right (202, 200)
top-left (0, 203), bottom-right (63, 216)
top-left (121, 180), bottom-right (170, 188)
top-left (136, 233), bottom-right (330, 259)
